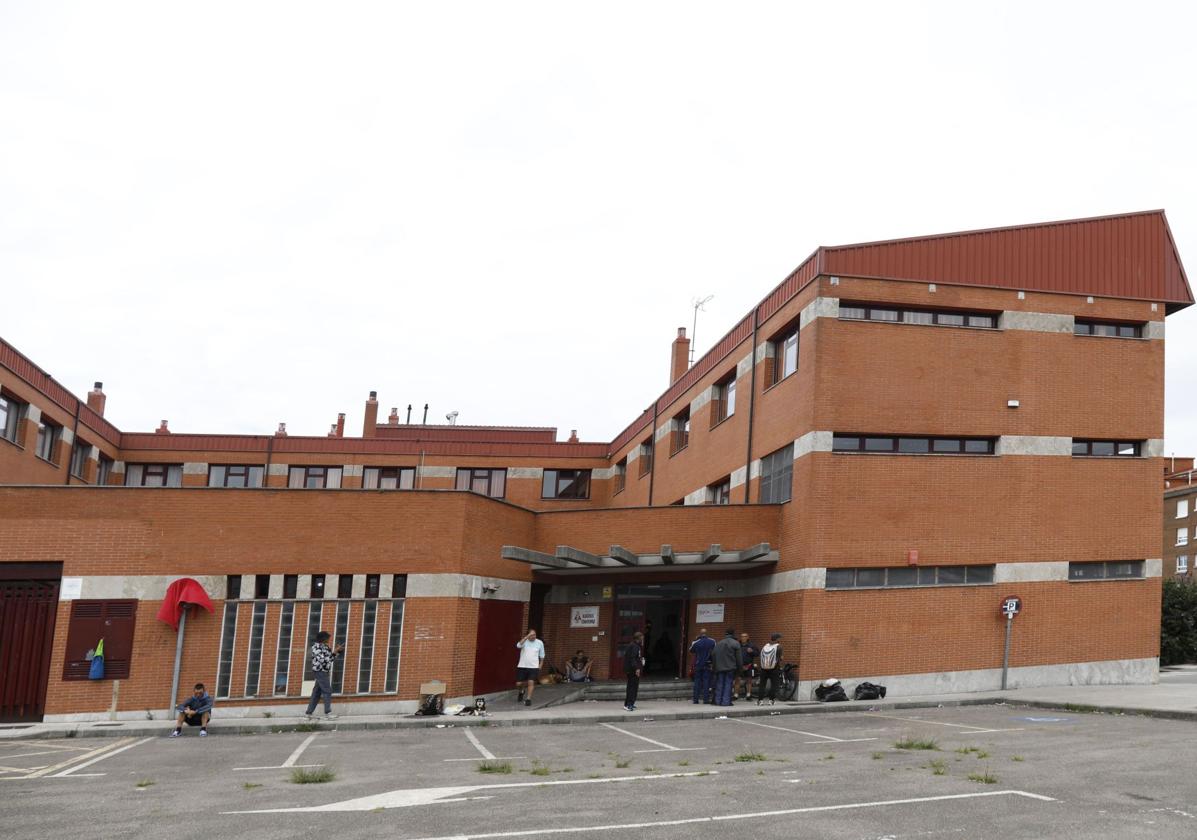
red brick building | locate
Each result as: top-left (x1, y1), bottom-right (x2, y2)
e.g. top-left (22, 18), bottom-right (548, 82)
top-left (0, 210), bottom-right (1191, 722)
top-left (1164, 458), bottom-right (1197, 577)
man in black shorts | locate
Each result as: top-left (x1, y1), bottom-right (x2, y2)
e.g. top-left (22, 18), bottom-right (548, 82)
top-left (171, 683), bottom-right (212, 737)
top-left (515, 629), bottom-right (545, 707)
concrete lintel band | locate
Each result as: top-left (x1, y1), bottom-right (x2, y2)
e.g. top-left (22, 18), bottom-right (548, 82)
top-left (995, 436), bottom-right (1073, 456)
top-left (416, 466), bottom-right (455, 479)
top-left (182, 462), bottom-right (208, 475)
top-left (87, 445), bottom-right (99, 462)
top-left (267, 463), bottom-right (288, 476)
top-left (268, 574), bottom-right (284, 599)
top-left (690, 387), bottom-right (712, 416)
top-left (684, 487), bottom-right (707, 506)
top-left (507, 467), bottom-right (544, 479)
top-left (60, 427), bottom-right (74, 445)
top-left (1145, 321), bottom-right (1165, 340)
top-left (351, 574), bottom-right (366, 599)
top-left (112, 460), bottom-right (126, 473)
top-left (998, 311), bottom-right (1074, 334)
top-left (591, 465), bottom-right (618, 480)
top-left (799, 296), bottom-right (840, 330)
top-left (729, 465), bottom-right (747, 489)
top-left (736, 353), bottom-right (753, 380)
top-left (626, 446), bottom-right (640, 464)
top-left (26, 404), bottom-right (42, 423)
top-left (654, 422), bottom-right (671, 443)
top-left (405, 573), bottom-right (530, 603)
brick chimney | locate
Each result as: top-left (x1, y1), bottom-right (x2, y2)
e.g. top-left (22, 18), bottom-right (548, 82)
top-left (670, 327), bottom-right (690, 384)
top-left (86, 381), bottom-right (106, 417)
top-left (275, 422), bottom-right (288, 437)
top-left (156, 419), bottom-right (170, 435)
top-left (335, 413), bottom-right (346, 438)
top-left (568, 429), bottom-right (579, 443)
top-left (387, 407), bottom-right (399, 425)
top-left (362, 391), bottom-right (379, 438)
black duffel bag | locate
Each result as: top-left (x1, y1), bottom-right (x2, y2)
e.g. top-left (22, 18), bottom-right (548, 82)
top-left (814, 680), bottom-right (848, 702)
top-left (853, 681), bottom-right (887, 701)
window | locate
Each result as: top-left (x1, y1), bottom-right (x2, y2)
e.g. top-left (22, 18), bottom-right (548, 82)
top-left (330, 601), bottom-right (351, 693)
top-left (840, 304), bottom-right (998, 330)
top-left (243, 601), bottom-right (268, 697)
top-left (826, 565), bottom-right (995, 589)
top-left (542, 468), bottom-right (591, 499)
top-left (273, 601), bottom-right (295, 695)
top-left (1074, 320), bottom-right (1143, 338)
top-left (282, 574), bottom-right (298, 599)
top-left (759, 444), bottom-right (794, 504)
top-left (1179, 500), bottom-right (1191, 519)
top-left (358, 601), bottom-right (378, 693)
top-left (70, 439), bottom-right (91, 479)
top-left (1068, 560), bottom-right (1145, 580)
top-left (226, 575), bottom-right (242, 600)
top-left (288, 466), bottom-right (343, 489)
top-left (209, 464), bottom-right (265, 488)
top-left (363, 466), bottom-right (415, 490)
top-left (254, 574), bottom-right (270, 599)
top-left (365, 574), bottom-right (381, 599)
top-left (392, 575), bottom-right (408, 598)
top-left (0, 393), bottom-right (25, 443)
top-left (1178, 527), bottom-right (1190, 547)
top-left (1071, 440), bottom-right (1141, 457)
top-left (1178, 556), bottom-right (1190, 575)
top-left (62, 599), bottom-right (137, 680)
top-left (613, 459), bottom-right (627, 495)
top-left (337, 574), bottom-right (354, 599)
top-left (302, 602), bottom-right (324, 680)
top-left (670, 408), bottom-right (690, 455)
top-left (125, 463), bottom-right (183, 487)
top-left (384, 598), bottom-right (406, 693)
top-left (770, 324), bottom-right (799, 384)
top-left (833, 435), bottom-right (995, 455)
top-left (309, 574), bottom-right (325, 599)
top-left (35, 419), bottom-right (60, 462)
top-left (455, 468), bottom-right (506, 498)
top-left (711, 372), bottom-right (737, 426)
top-left (215, 602), bottom-right (239, 697)
top-left (708, 477), bottom-right (731, 505)
top-left (97, 455), bottom-right (114, 485)
top-left (638, 438), bottom-right (654, 477)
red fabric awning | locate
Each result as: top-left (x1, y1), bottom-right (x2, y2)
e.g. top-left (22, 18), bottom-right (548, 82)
top-left (156, 577), bottom-right (215, 630)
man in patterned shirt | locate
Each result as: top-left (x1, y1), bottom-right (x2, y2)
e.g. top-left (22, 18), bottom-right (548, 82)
top-left (305, 630), bottom-right (344, 720)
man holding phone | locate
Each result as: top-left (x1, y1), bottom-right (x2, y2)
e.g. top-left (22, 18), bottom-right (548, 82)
top-left (515, 629), bottom-right (545, 707)
top-left (305, 630), bottom-right (344, 720)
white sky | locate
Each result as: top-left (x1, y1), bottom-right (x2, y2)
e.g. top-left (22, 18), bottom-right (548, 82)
top-left (2, 2), bottom-right (1195, 454)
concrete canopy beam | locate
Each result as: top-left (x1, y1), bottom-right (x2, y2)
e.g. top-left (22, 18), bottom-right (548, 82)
top-left (501, 545), bottom-right (571, 569)
top-left (737, 542), bottom-right (771, 562)
top-left (555, 545), bottom-right (604, 568)
top-left (702, 544), bottom-right (722, 563)
top-left (661, 544), bottom-right (675, 565)
top-left (608, 545), bottom-right (640, 566)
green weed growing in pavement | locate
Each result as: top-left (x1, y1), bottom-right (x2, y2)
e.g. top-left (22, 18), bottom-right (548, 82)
top-left (529, 763), bottom-right (551, 777)
top-left (975, 750), bottom-right (990, 759)
top-left (871, 752), bottom-right (884, 760)
top-left (894, 738), bottom-right (939, 751)
top-left (928, 759), bottom-right (947, 776)
top-left (1011, 756), bottom-right (1025, 762)
top-left (696, 771), bottom-right (711, 777)
top-left (294, 723), bottom-right (319, 733)
top-left (477, 761), bottom-right (512, 775)
top-left (242, 782), bottom-right (263, 790)
top-left (642, 767), bottom-right (658, 773)
top-left (261, 711), bottom-right (273, 719)
top-left (614, 757), bottom-right (631, 768)
top-left (967, 770), bottom-right (998, 784)
top-left (677, 759), bottom-right (690, 767)
top-left (135, 779), bottom-right (154, 788)
top-left (290, 767), bottom-right (336, 784)
top-left (735, 751), bottom-right (768, 762)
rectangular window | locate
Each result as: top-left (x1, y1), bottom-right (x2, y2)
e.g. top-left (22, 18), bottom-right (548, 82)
top-left (708, 477), bottom-right (732, 505)
top-left (1071, 440), bottom-right (1141, 457)
top-left (833, 435), bottom-right (995, 455)
top-left (0, 393), bottom-right (25, 443)
top-left (840, 303), bottom-right (997, 330)
top-left (215, 602), bottom-right (240, 698)
top-left (254, 574), bottom-right (271, 599)
top-left (1068, 560), bottom-right (1146, 580)
top-left (288, 466), bottom-right (343, 489)
top-left (384, 598), bottom-right (406, 693)
top-left (62, 599), bottom-right (137, 680)
top-left (711, 372), bottom-right (737, 426)
top-left (1074, 320), bottom-right (1144, 338)
top-left (330, 601), bottom-right (351, 694)
top-left (1179, 527), bottom-right (1190, 547)
top-left (283, 574), bottom-right (298, 599)
top-left (243, 601), bottom-right (268, 697)
top-left (357, 601), bottom-right (378, 693)
top-left (363, 466), bottom-right (415, 490)
top-left (392, 574), bottom-right (407, 599)
top-left (125, 463), bottom-right (183, 487)
top-left (365, 574), bottom-right (381, 599)
top-left (35, 419), bottom-right (61, 462)
top-left (70, 439), bottom-right (91, 478)
top-left (1179, 500), bottom-right (1191, 519)
top-left (337, 574), bottom-right (354, 599)
top-left (613, 458), bottom-right (627, 495)
top-left (770, 325), bottom-right (800, 384)
top-left (670, 408), bottom-right (690, 455)
top-left (455, 468), bottom-right (506, 498)
top-left (638, 438), bottom-right (654, 477)
top-left (208, 464), bottom-right (265, 488)
top-left (1178, 556), bottom-right (1190, 574)
top-left (273, 602), bottom-right (295, 695)
top-left (542, 469), bottom-right (592, 499)
top-left (825, 565), bottom-right (996, 589)
top-left (226, 575), bottom-right (242, 600)
top-left (758, 444), bottom-right (794, 504)
top-left (97, 455), bottom-right (114, 485)
top-left (309, 574), bottom-right (325, 599)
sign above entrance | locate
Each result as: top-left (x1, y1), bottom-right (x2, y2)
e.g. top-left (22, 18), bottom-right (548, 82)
top-left (570, 606), bottom-right (600, 628)
top-left (696, 603), bottom-right (725, 623)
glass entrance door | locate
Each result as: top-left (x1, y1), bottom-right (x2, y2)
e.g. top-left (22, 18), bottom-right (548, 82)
top-left (610, 599), bottom-right (647, 679)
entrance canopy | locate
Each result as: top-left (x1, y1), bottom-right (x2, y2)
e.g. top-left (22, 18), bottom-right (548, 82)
top-left (500, 543), bottom-right (776, 574)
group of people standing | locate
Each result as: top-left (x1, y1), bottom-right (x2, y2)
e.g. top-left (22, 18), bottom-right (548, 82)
top-left (689, 628), bottom-right (783, 706)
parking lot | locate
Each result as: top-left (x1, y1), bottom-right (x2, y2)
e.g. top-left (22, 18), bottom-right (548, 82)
top-left (2, 704), bottom-right (1195, 839)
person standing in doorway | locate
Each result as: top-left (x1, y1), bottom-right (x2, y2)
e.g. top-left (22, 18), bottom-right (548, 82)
top-left (757, 633), bottom-right (783, 705)
top-left (689, 628), bottom-right (715, 704)
top-left (623, 631), bottom-right (645, 712)
top-left (515, 629), bottom-right (545, 707)
top-left (305, 631), bottom-right (343, 720)
top-left (712, 628), bottom-right (741, 707)
top-left (737, 632), bottom-right (759, 701)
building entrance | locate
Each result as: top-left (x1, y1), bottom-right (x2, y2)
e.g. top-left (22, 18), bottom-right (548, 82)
top-left (0, 563), bottom-right (62, 722)
top-left (610, 583), bottom-right (688, 679)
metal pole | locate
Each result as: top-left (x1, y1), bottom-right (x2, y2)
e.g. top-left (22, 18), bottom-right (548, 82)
top-left (1000, 613), bottom-right (1013, 690)
top-left (168, 605), bottom-right (188, 716)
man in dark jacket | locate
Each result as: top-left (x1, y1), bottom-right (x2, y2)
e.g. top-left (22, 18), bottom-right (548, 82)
top-left (712, 628), bottom-right (741, 707)
top-left (689, 628), bottom-right (715, 704)
top-left (172, 683), bottom-right (213, 737)
top-left (623, 631), bottom-right (644, 712)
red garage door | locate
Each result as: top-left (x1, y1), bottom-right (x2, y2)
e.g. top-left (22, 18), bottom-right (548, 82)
top-left (473, 600), bottom-right (525, 695)
top-left (0, 565), bottom-right (61, 722)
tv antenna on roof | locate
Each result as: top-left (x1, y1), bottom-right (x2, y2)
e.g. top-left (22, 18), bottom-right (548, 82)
top-left (689, 295), bottom-right (714, 367)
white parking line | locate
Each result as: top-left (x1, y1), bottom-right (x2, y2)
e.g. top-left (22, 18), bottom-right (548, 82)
top-left (16, 739), bottom-right (131, 779)
top-left (598, 723), bottom-right (705, 753)
top-left (389, 790), bottom-right (1056, 839)
top-left (859, 713), bottom-right (1024, 734)
top-left (728, 717), bottom-right (877, 743)
top-left (49, 737), bottom-right (153, 778)
top-left (235, 733), bottom-right (324, 771)
top-left (465, 729), bottom-right (495, 759)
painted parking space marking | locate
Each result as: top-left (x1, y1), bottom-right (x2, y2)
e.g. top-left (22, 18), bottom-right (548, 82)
top-left (442, 729), bottom-right (525, 762)
top-left (46, 736), bottom-right (153, 778)
top-left (1013, 716), bottom-right (1072, 723)
top-left (236, 732), bottom-right (323, 771)
top-left (365, 789), bottom-right (1056, 839)
top-left (728, 717), bottom-right (877, 743)
top-left (227, 770), bottom-right (718, 813)
top-left (597, 722), bottom-right (705, 753)
top-left (857, 713), bottom-right (1024, 734)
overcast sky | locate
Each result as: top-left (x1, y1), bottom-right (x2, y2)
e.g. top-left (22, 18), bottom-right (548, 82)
top-left (2, 2), bottom-right (1195, 455)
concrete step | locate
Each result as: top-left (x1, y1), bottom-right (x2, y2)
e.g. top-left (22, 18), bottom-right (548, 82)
top-left (581, 680), bottom-right (692, 701)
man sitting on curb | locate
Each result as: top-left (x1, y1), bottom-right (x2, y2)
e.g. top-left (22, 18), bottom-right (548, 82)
top-left (172, 683), bottom-right (213, 737)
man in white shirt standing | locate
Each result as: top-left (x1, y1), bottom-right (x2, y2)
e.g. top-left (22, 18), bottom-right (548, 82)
top-left (515, 629), bottom-right (545, 707)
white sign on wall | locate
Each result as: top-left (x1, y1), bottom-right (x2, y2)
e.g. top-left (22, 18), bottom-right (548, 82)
top-left (570, 606), bottom-right (600, 628)
top-left (60, 577), bottom-right (83, 600)
top-left (696, 603), bottom-right (725, 623)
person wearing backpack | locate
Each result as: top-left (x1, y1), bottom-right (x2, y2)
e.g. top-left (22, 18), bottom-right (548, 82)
top-left (756, 633), bottom-right (783, 706)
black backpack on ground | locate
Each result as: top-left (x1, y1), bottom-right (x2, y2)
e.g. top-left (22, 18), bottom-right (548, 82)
top-left (853, 681), bottom-right (887, 701)
top-left (814, 682), bottom-right (848, 702)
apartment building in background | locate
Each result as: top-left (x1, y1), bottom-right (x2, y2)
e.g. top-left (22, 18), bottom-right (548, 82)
top-left (1165, 458), bottom-right (1197, 577)
top-left (0, 209), bottom-right (1190, 722)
